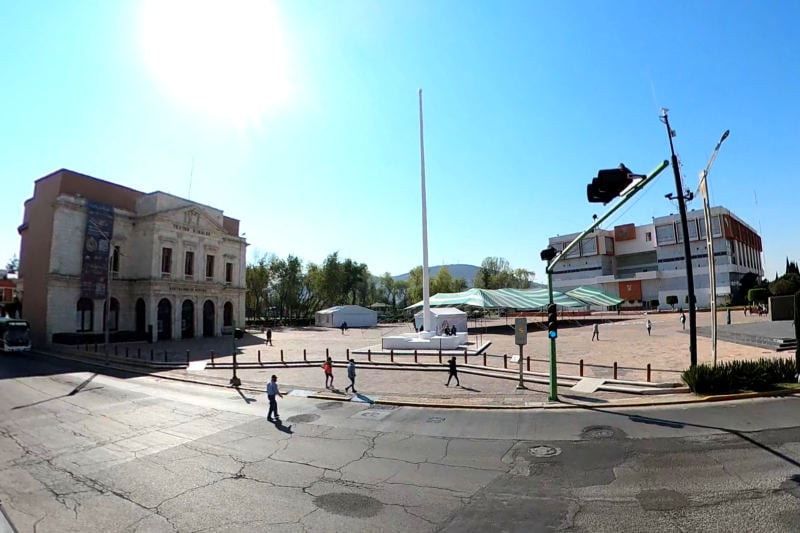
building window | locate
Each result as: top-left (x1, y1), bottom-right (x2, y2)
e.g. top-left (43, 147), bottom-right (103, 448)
top-left (687, 219), bottom-right (699, 241)
top-left (655, 224), bottom-right (676, 245)
top-left (225, 262), bottom-right (233, 283)
top-left (711, 215), bottom-right (722, 237)
top-left (223, 301), bottom-right (233, 326)
top-left (161, 247), bottom-right (172, 276)
top-left (645, 232), bottom-right (652, 242)
top-left (184, 251), bottom-right (195, 279)
top-left (76, 298), bottom-right (93, 332)
top-left (111, 246), bottom-right (120, 274)
top-left (580, 237), bottom-right (597, 256)
top-left (206, 255), bottom-right (215, 280)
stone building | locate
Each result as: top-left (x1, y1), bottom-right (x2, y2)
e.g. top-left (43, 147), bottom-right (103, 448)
top-left (17, 169), bottom-right (247, 346)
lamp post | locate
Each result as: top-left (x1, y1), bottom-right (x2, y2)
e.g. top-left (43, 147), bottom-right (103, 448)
top-left (698, 129), bottom-right (730, 367)
top-left (660, 109), bottom-right (698, 368)
top-left (230, 320), bottom-right (241, 387)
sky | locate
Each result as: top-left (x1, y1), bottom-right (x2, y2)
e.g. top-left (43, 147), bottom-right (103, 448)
top-left (1, 0), bottom-right (797, 282)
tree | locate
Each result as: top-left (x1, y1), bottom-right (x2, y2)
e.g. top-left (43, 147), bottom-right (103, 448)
top-left (666, 295), bottom-right (678, 309)
top-left (245, 254), bottom-right (274, 319)
top-left (769, 273), bottom-right (800, 297)
top-left (406, 266), bottom-right (423, 304)
top-left (473, 257), bottom-right (534, 289)
top-left (5, 255), bottom-right (18, 274)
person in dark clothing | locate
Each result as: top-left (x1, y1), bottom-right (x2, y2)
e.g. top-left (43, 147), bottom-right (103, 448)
top-left (445, 356), bottom-right (460, 387)
top-left (266, 375), bottom-right (283, 421)
top-left (265, 328), bottom-right (273, 345)
top-left (451, 324), bottom-right (457, 335)
top-left (345, 359), bottom-right (357, 393)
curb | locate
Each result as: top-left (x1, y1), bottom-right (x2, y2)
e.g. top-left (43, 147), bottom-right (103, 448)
top-left (26, 349), bottom-right (799, 410)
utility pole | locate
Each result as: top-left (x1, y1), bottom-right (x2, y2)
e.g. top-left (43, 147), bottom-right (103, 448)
top-left (660, 109), bottom-right (698, 367)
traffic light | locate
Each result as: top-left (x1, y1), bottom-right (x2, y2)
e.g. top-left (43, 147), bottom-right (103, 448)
top-left (587, 164), bottom-right (638, 204)
top-left (547, 303), bottom-right (558, 339)
top-left (234, 328), bottom-right (245, 339)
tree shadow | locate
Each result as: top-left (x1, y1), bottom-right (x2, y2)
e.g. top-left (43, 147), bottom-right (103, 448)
top-left (13, 373), bottom-right (102, 410)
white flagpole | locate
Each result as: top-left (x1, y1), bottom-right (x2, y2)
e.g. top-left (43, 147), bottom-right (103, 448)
top-left (418, 89), bottom-right (433, 333)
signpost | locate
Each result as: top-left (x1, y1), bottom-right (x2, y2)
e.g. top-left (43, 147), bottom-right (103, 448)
top-left (514, 317), bottom-right (527, 389)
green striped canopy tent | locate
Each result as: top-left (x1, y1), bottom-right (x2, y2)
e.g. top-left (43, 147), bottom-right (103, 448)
top-left (566, 286), bottom-right (625, 307)
top-left (405, 287), bottom-right (584, 310)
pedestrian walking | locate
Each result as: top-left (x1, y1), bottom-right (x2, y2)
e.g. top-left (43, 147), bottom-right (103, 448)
top-left (322, 357), bottom-right (334, 389)
top-left (679, 312), bottom-right (686, 330)
top-left (265, 328), bottom-right (273, 346)
top-left (646, 319), bottom-right (652, 336)
top-left (591, 323), bottom-right (599, 341)
top-left (445, 356), bottom-right (460, 387)
top-left (345, 359), bottom-right (357, 393)
top-left (266, 375), bottom-right (283, 421)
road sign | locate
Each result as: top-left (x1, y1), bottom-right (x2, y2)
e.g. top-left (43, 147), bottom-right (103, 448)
top-left (514, 317), bottom-right (527, 345)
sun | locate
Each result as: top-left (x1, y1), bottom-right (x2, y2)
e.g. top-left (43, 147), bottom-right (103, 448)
top-left (140, 0), bottom-right (291, 124)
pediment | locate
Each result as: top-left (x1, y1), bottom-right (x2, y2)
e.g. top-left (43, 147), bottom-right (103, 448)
top-left (166, 206), bottom-right (227, 237)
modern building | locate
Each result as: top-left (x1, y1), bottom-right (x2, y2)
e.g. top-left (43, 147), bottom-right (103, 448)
top-left (548, 206), bottom-right (763, 308)
top-left (17, 169), bottom-right (247, 346)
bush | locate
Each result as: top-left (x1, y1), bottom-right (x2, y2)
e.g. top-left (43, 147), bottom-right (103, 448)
top-left (747, 287), bottom-right (770, 303)
top-left (666, 295), bottom-right (678, 309)
top-left (682, 358), bottom-right (797, 395)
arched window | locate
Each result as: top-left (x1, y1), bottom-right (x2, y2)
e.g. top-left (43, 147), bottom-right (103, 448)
top-left (223, 301), bottom-right (233, 327)
top-left (106, 298), bottom-right (120, 332)
top-left (76, 298), bottom-right (93, 332)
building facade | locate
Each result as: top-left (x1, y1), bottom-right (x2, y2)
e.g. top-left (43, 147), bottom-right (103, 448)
top-left (548, 206), bottom-right (763, 308)
top-left (18, 169), bottom-right (247, 346)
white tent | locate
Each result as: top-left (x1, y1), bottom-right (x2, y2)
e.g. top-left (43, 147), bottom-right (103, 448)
top-left (314, 305), bottom-right (378, 328)
top-left (414, 307), bottom-right (467, 335)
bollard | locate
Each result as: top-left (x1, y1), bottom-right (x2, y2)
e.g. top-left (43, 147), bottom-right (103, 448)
top-left (346, 348), bottom-right (350, 359)
top-left (258, 350), bottom-right (262, 366)
top-left (647, 363), bottom-right (651, 382)
top-left (438, 351), bottom-right (442, 364)
top-left (125, 347), bottom-right (129, 358)
top-left (326, 348), bottom-right (329, 358)
top-left (464, 351), bottom-right (468, 365)
top-left (368, 348), bottom-right (372, 362)
top-left (390, 349), bottom-right (394, 363)
top-left (186, 350), bottom-right (190, 365)
top-left (414, 350), bottom-right (417, 363)
top-left (211, 350), bottom-right (215, 366)
top-left (150, 348), bottom-right (154, 361)
top-left (527, 356), bottom-right (530, 372)
top-left (303, 349), bottom-right (307, 362)
top-left (613, 361), bottom-right (618, 380)
top-left (503, 353), bottom-right (507, 369)
top-left (280, 349), bottom-right (284, 363)
top-left (483, 353), bottom-right (487, 366)
top-left (580, 359), bottom-right (584, 377)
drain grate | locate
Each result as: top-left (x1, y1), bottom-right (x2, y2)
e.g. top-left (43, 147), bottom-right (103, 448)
top-left (426, 416), bottom-right (446, 424)
top-left (529, 445), bottom-right (561, 458)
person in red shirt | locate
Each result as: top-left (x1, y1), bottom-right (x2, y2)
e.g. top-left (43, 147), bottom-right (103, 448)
top-left (323, 357), bottom-right (334, 389)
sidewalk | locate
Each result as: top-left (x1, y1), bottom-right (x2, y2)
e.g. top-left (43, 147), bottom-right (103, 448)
top-left (42, 311), bottom-right (793, 409)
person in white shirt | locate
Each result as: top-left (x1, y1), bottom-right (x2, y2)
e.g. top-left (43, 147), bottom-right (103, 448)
top-left (266, 375), bottom-right (283, 421)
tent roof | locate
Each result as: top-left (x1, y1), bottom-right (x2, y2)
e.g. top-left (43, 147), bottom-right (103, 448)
top-left (566, 286), bottom-right (625, 306)
top-left (316, 305), bottom-right (375, 314)
top-left (414, 307), bottom-right (466, 317)
top-left (406, 287), bottom-right (584, 310)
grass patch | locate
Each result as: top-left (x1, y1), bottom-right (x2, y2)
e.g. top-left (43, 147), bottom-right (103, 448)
top-left (682, 358), bottom-right (798, 395)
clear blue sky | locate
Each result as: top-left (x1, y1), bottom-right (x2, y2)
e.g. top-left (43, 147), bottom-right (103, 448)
top-left (1, 0), bottom-right (797, 280)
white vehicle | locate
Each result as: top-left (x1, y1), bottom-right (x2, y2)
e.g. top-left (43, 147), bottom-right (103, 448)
top-left (0, 317), bottom-right (31, 352)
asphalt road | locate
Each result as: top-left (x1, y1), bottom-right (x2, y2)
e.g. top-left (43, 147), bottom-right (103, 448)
top-left (1, 354), bottom-right (799, 532)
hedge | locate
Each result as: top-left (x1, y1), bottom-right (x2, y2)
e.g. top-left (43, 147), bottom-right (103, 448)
top-left (682, 358), bottom-right (797, 395)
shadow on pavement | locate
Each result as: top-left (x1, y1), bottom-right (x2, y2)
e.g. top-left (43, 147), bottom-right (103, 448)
top-left (12, 373), bottom-right (102, 410)
top-left (234, 387), bottom-right (257, 404)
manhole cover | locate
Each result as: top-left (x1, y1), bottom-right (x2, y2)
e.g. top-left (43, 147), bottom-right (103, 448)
top-left (286, 413), bottom-right (320, 424)
top-left (313, 493), bottom-right (383, 518)
top-left (581, 426), bottom-right (617, 439)
top-left (636, 488), bottom-right (689, 511)
top-left (316, 402), bottom-right (342, 410)
top-left (427, 416), bottom-right (446, 423)
top-left (529, 445), bottom-right (561, 458)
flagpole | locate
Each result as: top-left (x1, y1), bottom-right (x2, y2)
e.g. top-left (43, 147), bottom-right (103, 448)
top-left (418, 89), bottom-right (433, 333)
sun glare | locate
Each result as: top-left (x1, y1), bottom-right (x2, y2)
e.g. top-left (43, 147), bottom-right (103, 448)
top-left (140, 0), bottom-right (291, 124)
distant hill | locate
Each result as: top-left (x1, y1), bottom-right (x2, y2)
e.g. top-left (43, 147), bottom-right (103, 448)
top-left (392, 263), bottom-right (546, 289)
top-left (393, 264), bottom-right (480, 287)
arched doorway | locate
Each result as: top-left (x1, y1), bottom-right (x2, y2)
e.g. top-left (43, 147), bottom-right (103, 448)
top-left (181, 300), bottom-right (194, 339)
top-left (223, 301), bottom-right (233, 328)
top-left (157, 298), bottom-right (172, 341)
top-left (203, 300), bottom-right (215, 337)
top-left (135, 299), bottom-right (146, 334)
top-left (77, 298), bottom-right (93, 332)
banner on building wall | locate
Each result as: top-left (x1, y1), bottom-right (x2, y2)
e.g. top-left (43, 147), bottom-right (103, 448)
top-left (80, 201), bottom-right (115, 299)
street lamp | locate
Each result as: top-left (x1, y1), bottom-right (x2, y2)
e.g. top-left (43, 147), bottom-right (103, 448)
top-left (697, 129), bottom-right (730, 367)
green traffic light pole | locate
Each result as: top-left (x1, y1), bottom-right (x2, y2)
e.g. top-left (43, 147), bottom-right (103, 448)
top-left (230, 321), bottom-right (241, 387)
top-left (544, 160), bottom-right (669, 402)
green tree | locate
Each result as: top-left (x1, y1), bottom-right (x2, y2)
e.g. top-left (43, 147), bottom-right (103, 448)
top-left (769, 273), bottom-right (800, 296)
top-left (407, 266), bottom-right (423, 304)
top-left (5, 255), bottom-right (18, 274)
top-left (245, 254), bottom-right (274, 319)
top-left (747, 287), bottom-right (770, 303)
top-left (473, 257), bottom-right (534, 289)
top-left (666, 295), bottom-right (678, 309)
